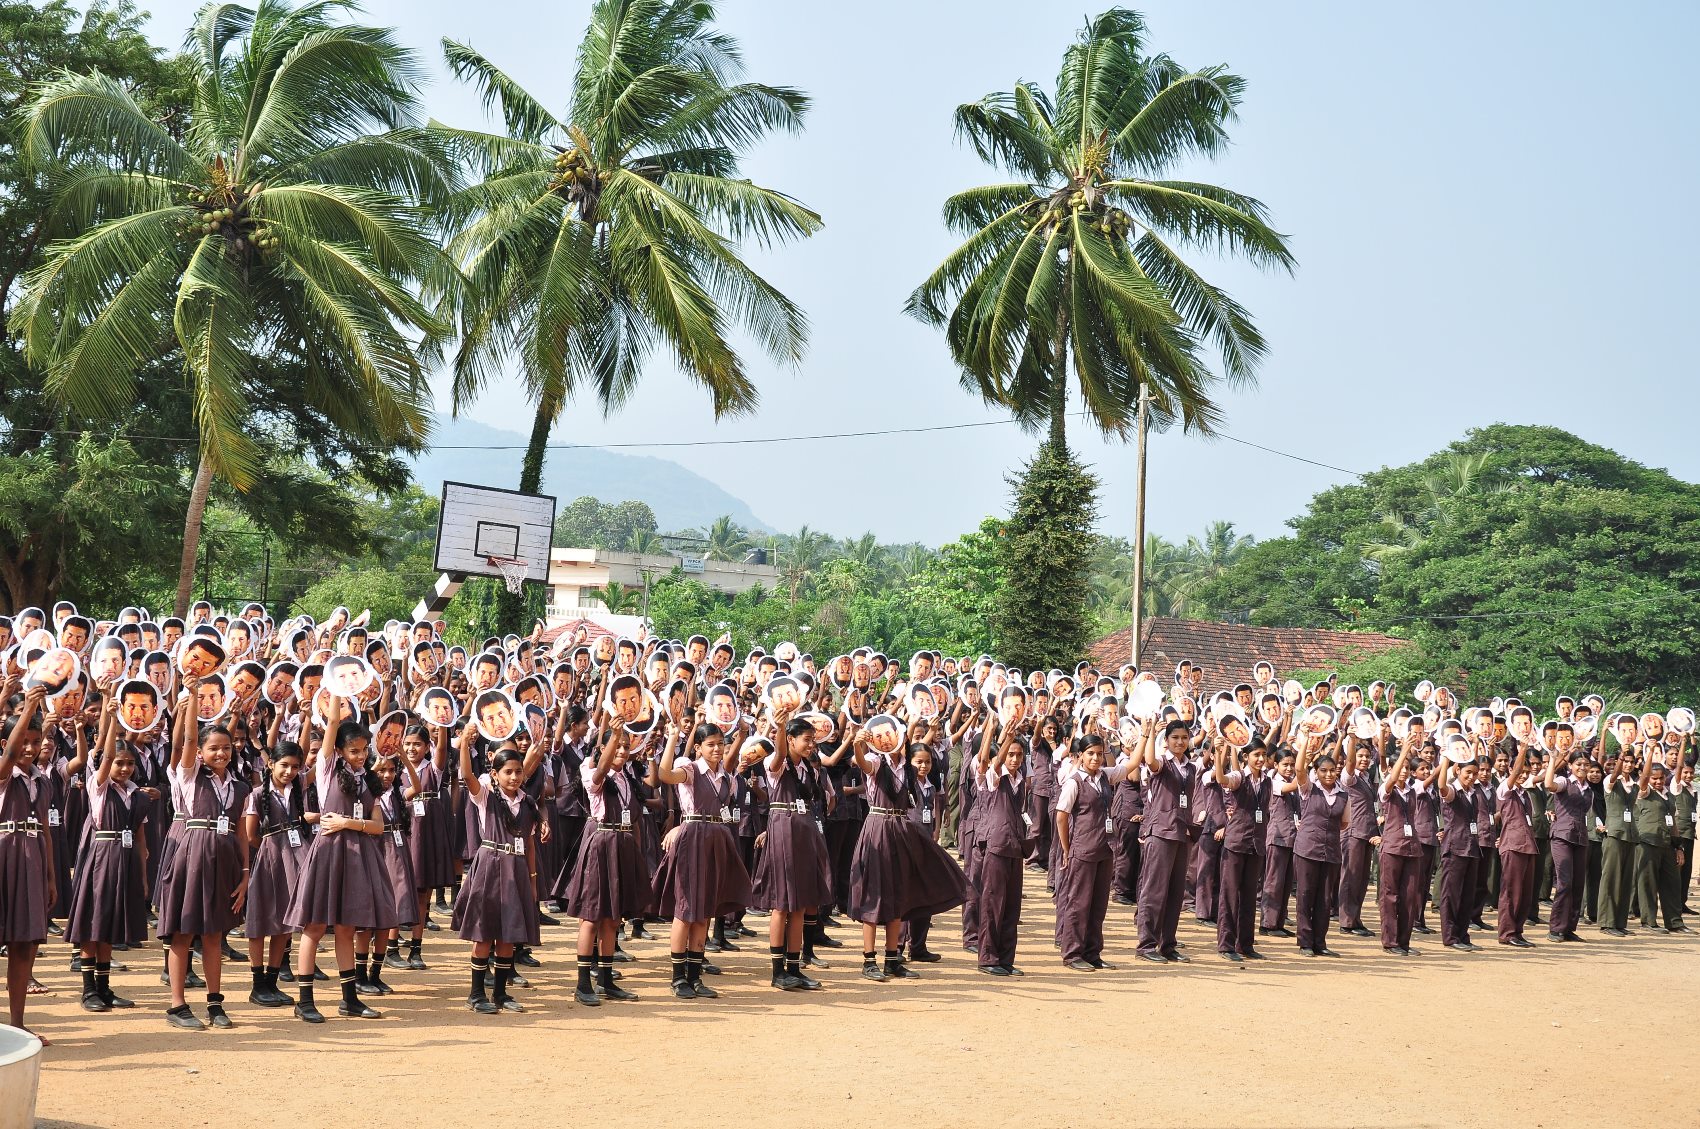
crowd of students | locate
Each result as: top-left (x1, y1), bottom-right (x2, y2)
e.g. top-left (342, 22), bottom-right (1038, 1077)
top-left (0, 601), bottom-right (1693, 1044)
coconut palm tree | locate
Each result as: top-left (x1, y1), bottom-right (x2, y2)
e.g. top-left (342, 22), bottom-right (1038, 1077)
top-left (843, 531), bottom-right (886, 577)
top-left (703, 514), bottom-right (751, 561)
top-left (907, 8), bottom-right (1292, 448)
top-left (14, 0), bottom-right (454, 616)
top-left (627, 528), bottom-right (663, 555)
top-left (436, 0), bottom-right (820, 499)
top-left (1183, 520), bottom-right (1252, 584)
top-left (590, 579), bottom-right (637, 614)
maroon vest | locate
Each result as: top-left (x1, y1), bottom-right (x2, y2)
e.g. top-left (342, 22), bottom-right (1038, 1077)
top-left (1378, 786), bottom-right (1423, 858)
top-left (1066, 773), bottom-right (1112, 862)
top-left (1140, 758), bottom-right (1195, 843)
top-left (1222, 773), bottom-right (1271, 856)
top-left (1548, 776), bottom-right (1590, 845)
top-left (1441, 789), bottom-right (1480, 857)
top-left (1344, 772), bottom-right (1378, 839)
top-left (1294, 784), bottom-right (1344, 864)
top-left (1497, 786), bottom-right (1536, 855)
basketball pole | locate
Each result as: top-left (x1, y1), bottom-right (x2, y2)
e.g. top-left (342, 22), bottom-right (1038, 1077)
top-left (412, 572), bottom-right (466, 624)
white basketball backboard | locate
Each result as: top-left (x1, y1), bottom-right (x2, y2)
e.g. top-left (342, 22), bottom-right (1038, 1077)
top-left (433, 481), bottom-right (556, 584)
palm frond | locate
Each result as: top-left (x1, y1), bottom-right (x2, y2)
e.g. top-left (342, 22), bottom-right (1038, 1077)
top-left (442, 38), bottom-right (563, 144)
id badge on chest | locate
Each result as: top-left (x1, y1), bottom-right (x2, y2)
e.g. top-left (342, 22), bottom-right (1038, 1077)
top-left (47, 807), bottom-right (60, 827)
top-left (1178, 792), bottom-right (1189, 810)
top-left (719, 805), bottom-right (733, 823)
top-left (1624, 809), bottom-right (1634, 824)
top-left (412, 799), bottom-right (426, 818)
top-left (1666, 814), bottom-right (1675, 827)
top-left (922, 807), bottom-right (933, 824)
top-left (352, 802), bottom-right (364, 821)
top-left (216, 815), bottom-right (230, 836)
top-left (1104, 815), bottom-right (1115, 834)
top-left (1469, 821), bottom-right (1479, 835)
top-left (1404, 822), bottom-right (1414, 837)
top-left (121, 829), bottom-right (133, 848)
top-left (393, 829), bottom-right (404, 847)
top-left (1254, 809), bottom-right (1264, 825)
top-left (618, 808), bottom-right (630, 829)
top-left (287, 827), bottom-right (303, 847)
top-left (512, 835), bottom-right (525, 854)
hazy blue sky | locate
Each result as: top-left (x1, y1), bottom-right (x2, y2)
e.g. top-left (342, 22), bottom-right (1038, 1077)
top-left (134, 0), bottom-right (1700, 545)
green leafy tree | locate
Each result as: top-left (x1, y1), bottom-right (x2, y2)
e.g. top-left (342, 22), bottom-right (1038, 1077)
top-left (437, 0), bottom-right (821, 631)
top-left (553, 496), bottom-right (659, 550)
top-left (702, 514), bottom-right (751, 562)
top-left (907, 8), bottom-right (1291, 448)
top-left (996, 443), bottom-right (1099, 667)
top-left (14, 0), bottom-right (454, 616)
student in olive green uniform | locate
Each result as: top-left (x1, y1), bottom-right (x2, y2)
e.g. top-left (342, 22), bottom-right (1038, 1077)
top-left (1598, 753), bottom-right (1639, 936)
top-left (1675, 759), bottom-right (1696, 913)
top-left (1525, 758), bottom-right (1552, 926)
top-left (1633, 761), bottom-right (1688, 932)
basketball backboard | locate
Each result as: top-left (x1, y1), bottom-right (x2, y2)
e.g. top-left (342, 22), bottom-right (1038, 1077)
top-left (432, 481), bottom-right (556, 584)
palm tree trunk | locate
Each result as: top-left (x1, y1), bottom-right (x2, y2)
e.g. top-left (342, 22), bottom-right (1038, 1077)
top-left (497, 399), bottom-right (556, 634)
top-left (1048, 274), bottom-right (1070, 451)
top-left (174, 454), bottom-right (215, 618)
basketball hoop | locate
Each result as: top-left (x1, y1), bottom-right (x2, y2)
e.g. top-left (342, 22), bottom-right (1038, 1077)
top-left (486, 556), bottom-right (530, 594)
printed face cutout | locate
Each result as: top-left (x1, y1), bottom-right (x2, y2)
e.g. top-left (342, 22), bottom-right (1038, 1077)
top-left (1301, 704), bottom-right (1337, 734)
top-left (829, 654), bottom-right (853, 689)
top-left (704, 684), bottom-right (741, 729)
top-left (176, 636), bottom-right (225, 678)
top-left (998, 685), bottom-right (1028, 727)
top-left (322, 654), bottom-right (374, 700)
top-left (469, 651), bottom-right (502, 692)
top-left (906, 681), bottom-right (938, 721)
top-left (1128, 679), bottom-right (1164, 720)
top-left (764, 675), bottom-right (803, 717)
top-left (799, 711), bottom-right (836, 745)
top-left (415, 686), bottom-right (459, 729)
top-left (194, 674), bottom-right (232, 722)
top-left (374, 710), bottom-right (407, 760)
top-left (1351, 706), bottom-right (1379, 741)
top-left (865, 713), bottom-right (904, 755)
top-left (513, 674), bottom-right (553, 713)
top-left (228, 660), bottom-right (265, 704)
top-left (264, 661), bottom-right (299, 706)
top-left (469, 688), bottom-right (519, 743)
top-left (57, 615), bottom-right (92, 656)
top-left (1413, 680), bottom-right (1434, 703)
top-left (116, 678), bottom-right (162, 735)
top-left (88, 636), bottom-right (128, 684)
top-left (24, 646), bottom-right (81, 699)
top-left (1666, 707), bottom-right (1695, 735)
top-left (1212, 700), bottom-right (1252, 749)
top-left (311, 686), bottom-right (357, 729)
top-left (524, 704), bottom-right (548, 747)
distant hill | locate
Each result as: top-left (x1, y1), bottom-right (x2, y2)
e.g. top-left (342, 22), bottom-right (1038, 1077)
top-left (410, 416), bottom-right (770, 535)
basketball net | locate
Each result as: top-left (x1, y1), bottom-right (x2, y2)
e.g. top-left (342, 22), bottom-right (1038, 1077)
top-left (486, 556), bottom-right (529, 594)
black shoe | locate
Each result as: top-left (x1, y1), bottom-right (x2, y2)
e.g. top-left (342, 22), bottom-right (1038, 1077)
top-left (1509, 937), bottom-right (1536, 948)
top-left (771, 971), bottom-right (806, 990)
top-left (537, 912), bottom-right (560, 927)
top-left (185, 968), bottom-right (206, 989)
top-left (354, 976), bottom-right (382, 997)
top-left (1162, 951), bottom-right (1190, 963)
top-left (1315, 948), bottom-right (1340, 957)
top-left (1196, 918), bottom-right (1217, 926)
top-left (1601, 927), bottom-right (1626, 937)
top-left (1528, 916), bottom-right (1545, 925)
top-left (1667, 924), bottom-right (1693, 934)
top-left (814, 932), bottom-right (843, 949)
top-left (978, 964), bottom-right (1011, 977)
top-left (714, 937), bottom-right (739, 953)
top-left (574, 987), bottom-right (602, 1006)
top-left (82, 991), bottom-right (110, 1013)
top-left (600, 981), bottom-right (638, 1002)
top-left (102, 988), bottom-right (135, 1009)
top-left (704, 937), bottom-right (722, 953)
top-left (1004, 965), bottom-right (1024, 976)
top-left (278, 967), bottom-right (296, 984)
top-left (1064, 958), bottom-right (1096, 972)
top-left (862, 963), bottom-right (890, 981)
top-left (424, 918), bottom-right (440, 932)
top-left (1547, 933), bottom-right (1568, 943)
top-left (495, 994), bottom-right (524, 1013)
top-left (1345, 926), bottom-right (1373, 937)
top-left (691, 980), bottom-right (718, 999)
top-left (1265, 927), bottom-right (1293, 938)
top-left (819, 915), bottom-right (842, 928)
top-left (609, 947), bottom-right (635, 964)
top-left (337, 1000), bottom-right (381, 1018)
top-left (406, 951), bottom-right (427, 972)
top-left (206, 1004), bottom-right (232, 1029)
top-left (383, 949), bottom-right (409, 969)
top-left (1448, 942), bottom-right (1477, 952)
top-left (672, 979), bottom-right (696, 999)
top-left (885, 960), bottom-right (918, 979)
top-left (909, 948), bottom-right (942, 963)
top-left (1413, 924), bottom-right (1434, 935)
top-left (515, 948), bottom-right (541, 968)
top-left (1242, 951), bottom-right (1266, 961)
top-left (1111, 894), bottom-right (1135, 906)
top-left (803, 953), bottom-right (830, 970)
top-left (1220, 951), bottom-right (1243, 963)
top-left (1139, 951), bottom-right (1168, 965)
top-left (165, 1004), bottom-right (203, 1029)
top-left (1563, 931), bottom-right (1586, 942)
top-left (313, 969), bottom-right (328, 981)
top-left (1383, 946), bottom-right (1403, 955)
top-left (699, 960), bottom-right (722, 976)
top-left (468, 994), bottom-right (499, 1014)
top-left (508, 972), bottom-right (531, 989)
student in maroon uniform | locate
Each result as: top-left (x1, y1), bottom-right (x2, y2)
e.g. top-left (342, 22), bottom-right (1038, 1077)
top-left (1212, 736), bottom-right (1272, 961)
top-left (1279, 727), bottom-right (1346, 956)
top-left (1054, 732), bottom-right (1135, 970)
top-left (1259, 748), bottom-right (1299, 938)
top-left (1543, 742), bottom-right (1593, 942)
top-left (1495, 742), bottom-right (1538, 947)
top-left (1134, 720), bottom-right (1195, 964)
top-left (973, 709), bottom-right (1030, 976)
top-left (1375, 735), bottom-right (1423, 954)
top-left (1434, 743), bottom-right (1484, 952)
top-left (1336, 739), bottom-right (1380, 937)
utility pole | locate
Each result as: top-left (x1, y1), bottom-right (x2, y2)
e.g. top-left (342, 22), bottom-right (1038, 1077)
top-left (1131, 383), bottom-right (1152, 668)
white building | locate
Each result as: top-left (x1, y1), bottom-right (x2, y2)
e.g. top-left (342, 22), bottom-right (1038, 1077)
top-left (544, 546), bottom-right (780, 633)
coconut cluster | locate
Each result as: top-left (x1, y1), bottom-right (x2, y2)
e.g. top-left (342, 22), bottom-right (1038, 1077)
top-left (1033, 188), bottom-right (1133, 240)
top-left (178, 186), bottom-right (278, 255)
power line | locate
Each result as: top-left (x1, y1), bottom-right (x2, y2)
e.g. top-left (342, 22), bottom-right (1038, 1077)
top-left (1214, 432), bottom-right (1368, 478)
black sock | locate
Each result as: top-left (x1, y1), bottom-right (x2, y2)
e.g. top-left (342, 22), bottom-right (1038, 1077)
top-left (82, 968), bottom-right (97, 996)
top-left (408, 938), bottom-right (422, 957)
top-left (297, 982), bottom-right (315, 1009)
top-left (339, 968), bottom-right (359, 1008)
top-left (493, 957), bottom-right (513, 1000)
top-left (785, 951), bottom-right (802, 976)
top-left (385, 940), bottom-right (401, 959)
top-left (470, 957), bottom-right (489, 998)
top-left (206, 991), bottom-right (225, 1013)
top-left (250, 965), bottom-right (265, 989)
top-left (885, 947), bottom-right (903, 970)
top-left (687, 949), bottom-right (705, 984)
top-left (862, 949), bottom-right (877, 967)
top-left (671, 950), bottom-right (687, 984)
top-left (770, 945), bottom-right (785, 978)
top-left (265, 964), bottom-right (281, 990)
top-left (95, 960), bottom-right (112, 996)
top-left (596, 957), bottom-right (615, 988)
top-left (576, 956), bottom-right (594, 993)
top-left (355, 950), bottom-right (371, 981)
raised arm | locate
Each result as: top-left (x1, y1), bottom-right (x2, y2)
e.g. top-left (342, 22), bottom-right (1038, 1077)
top-left (657, 720), bottom-right (688, 787)
top-left (458, 720), bottom-right (483, 801)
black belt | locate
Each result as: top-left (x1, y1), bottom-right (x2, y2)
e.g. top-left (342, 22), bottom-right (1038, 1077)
top-left (868, 806), bottom-right (908, 817)
top-left (480, 839), bottom-right (522, 855)
top-left (262, 822), bottom-right (305, 839)
top-left (92, 830), bottom-right (132, 843)
top-left (183, 819), bottom-right (233, 834)
top-left (593, 822), bottom-right (632, 834)
top-left (412, 789), bottom-right (441, 801)
top-left (681, 814), bottom-right (726, 824)
top-left (0, 819), bottom-right (42, 834)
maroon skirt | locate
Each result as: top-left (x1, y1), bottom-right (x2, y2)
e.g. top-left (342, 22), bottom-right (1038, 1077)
top-left (749, 808), bottom-right (834, 913)
top-left (849, 811), bottom-right (969, 924)
top-left (243, 830), bottom-right (309, 939)
top-left (155, 825), bottom-right (243, 937)
top-left (562, 824), bottom-right (650, 922)
top-left (410, 796), bottom-right (456, 892)
top-left (453, 844), bottom-right (541, 945)
top-left (285, 828), bottom-right (403, 931)
top-left (653, 819), bottom-right (751, 922)
top-left (65, 834), bottom-right (149, 947)
top-left (0, 829), bottom-right (50, 944)
top-left (377, 828), bottom-right (418, 925)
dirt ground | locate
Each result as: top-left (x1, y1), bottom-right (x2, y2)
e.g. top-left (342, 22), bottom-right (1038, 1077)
top-left (26, 882), bottom-right (1699, 1129)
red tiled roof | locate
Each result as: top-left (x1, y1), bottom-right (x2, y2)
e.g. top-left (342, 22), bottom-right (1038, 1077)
top-left (1090, 617), bottom-right (1408, 693)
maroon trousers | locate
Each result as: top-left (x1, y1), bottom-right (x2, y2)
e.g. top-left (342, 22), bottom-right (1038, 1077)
top-left (1110, 820), bottom-right (1141, 900)
top-left (1414, 843), bottom-right (1437, 930)
top-left (1293, 855), bottom-right (1338, 954)
top-left (1497, 849), bottom-right (1535, 943)
top-left (1135, 836), bottom-right (1188, 956)
top-left (959, 831), bottom-right (981, 951)
top-left (1260, 844), bottom-right (1293, 931)
top-left (1377, 851), bottom-right (1421, 950)
top-left (1055, 855), bottom-right (1112, 963)
top-left (1337, 835), bottom-right (1373, 928)
top-left (1548, 838), bottom-right (1586, 937)
top-left (1217, 848), bottom-right (1261, 955)
top-left (976, 851), bottom-right (1022, 969)
top-left (1439, 853), bottom-right (1479, 946)
top-left (1193, 836), bottom-right (1222, 921)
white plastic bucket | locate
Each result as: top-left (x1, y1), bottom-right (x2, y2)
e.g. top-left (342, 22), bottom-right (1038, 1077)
top-left (0, 1026), bottom-right (41, 1129)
